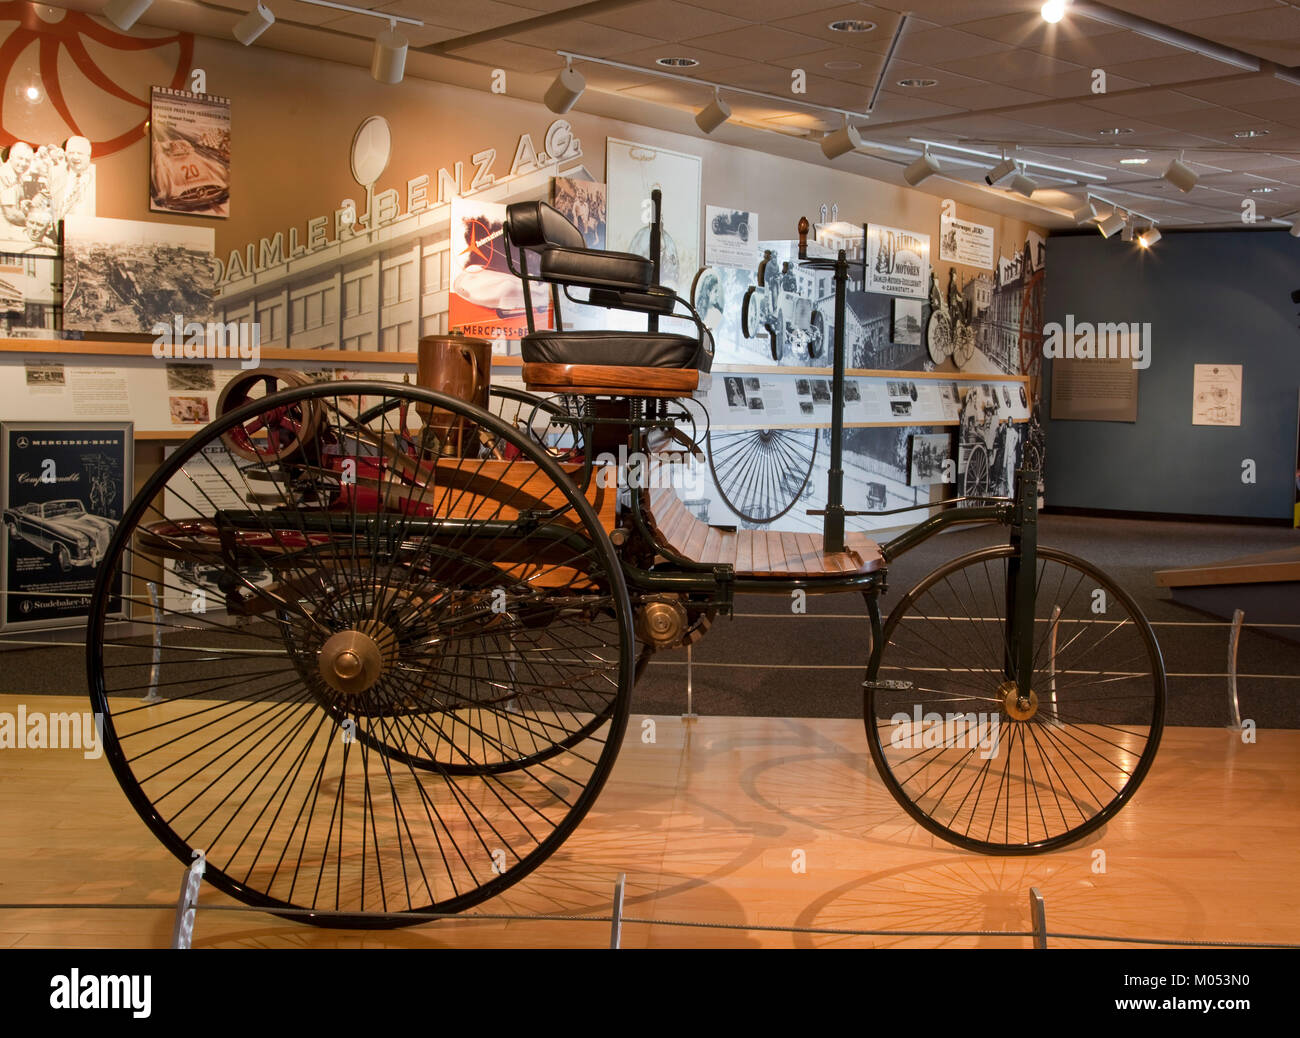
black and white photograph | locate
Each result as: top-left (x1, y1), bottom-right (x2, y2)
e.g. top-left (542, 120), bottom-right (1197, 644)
top-left (551, 175), bottom-right (606, 250)
top-left (0, 137), bottom-right (95, 256)
top-left (795, 378), bottom-right (810, 396)
top-left (705, 205), bottom-right (758, 268)
top-left (890, 399), bottom-right (913, 417)
top-left (744, 377), bottom-right (761, 392)
top-left (811, 379), bottom-right (831, 403)
top-left (747, 397), bottom-right (764, 411)
top-left (891, 297), bottom-right (923, 346)
top-left (23, 361), bottom-right (64, 386)
top-left (165, 362), bottom-right (217, 392)
top-left (799, 401), bottom-right (814, 415)
top-left (844, 380), bottom-right (861, 402)
top-left (62, 216), bottom-right (215, 334)
top-left (908, 432), bottom-right (955, 486)
top-left (724, 376), bottom-right (747, 408)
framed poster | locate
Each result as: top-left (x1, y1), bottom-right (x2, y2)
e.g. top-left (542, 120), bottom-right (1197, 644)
top-left (606, 138), bottom-right (701, 295)
top-left (705, 205), bottom-right (757, 268)
top-left (939, 213), bottom-right (995, 269)
top-left (1, 421), bottom-right (131, 631)
top-left (149, 87), bottom-right (231, 218)
top-left (448, 196), bottom-right (550, 341)
top-left (1192, 364), bottom-right (1242, 426)
top-left (551, 175), bottom-right (606, 250)
top-left (866, 224), bottom-right (930, 299)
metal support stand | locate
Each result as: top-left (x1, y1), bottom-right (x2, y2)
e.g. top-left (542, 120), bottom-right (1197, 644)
top-left (1029, 887), bottom-right (1047, 949)
top-left (610, 873), bottom-right (626, 949)
top-left (681, 643), bottom-right (698, 721)
top-left (142, 581), bottom-right (163, 704)
top-left (1046, 604), bottom-right (1062, 726)
top-left (170, 854), bottom-right (205, 949)
top-left (1226, 608), bottom-right (1244, 730)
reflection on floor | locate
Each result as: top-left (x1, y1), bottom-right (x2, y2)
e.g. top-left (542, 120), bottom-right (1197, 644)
top-left (1, 696), bottom-right (1295, 948)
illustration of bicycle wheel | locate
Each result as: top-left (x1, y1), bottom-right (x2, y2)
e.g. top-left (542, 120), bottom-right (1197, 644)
top-left (927, 311), bottom-right (952, 365)
top-left (953, 322), bottom-right (976, 369)
top-left (706, 428), bottom-right (818, 524)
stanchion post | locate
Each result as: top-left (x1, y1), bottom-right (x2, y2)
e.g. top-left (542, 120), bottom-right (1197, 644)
top-left (1029, 887), bottom-right (1047, 949)
top-left (142, 581), bottom-right (163, 704)
top-left (170, 854), bottom-right (205, 949)
top-left (682, 643), bottom-right (698, 721)
top-left (1226, 608), bottom-right (1244, 730)
top-left (610, 873), bottom-right (626, 949)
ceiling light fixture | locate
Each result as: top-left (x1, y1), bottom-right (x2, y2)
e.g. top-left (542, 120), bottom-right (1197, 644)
top-left (984, 152), bottom-right (1018, 186)
top-left (897, 78), bottom-right (938, 88)
top-left (1097, 210), bottom-right (1126, 238)
top-left (371, 21), bottom-right (407, 84)
top-left (1069, 200), bottom-right (1096, 225)
top-left (1098, 127), bottom-right (1134, 136)
top-left (1250, 186), bottom-right (1276, 194)
top-left (233, 2), bottom-right (275, 45)
top-left (1233, 129), bottom-right (1269, 139)
top-left (821, 115), bottom-right (864, 160)
top-left (102, 0), bottom-right (153, 31)
top-left (1138, 226), bottom-right (1161, 248)
top-left (1041, 0), bottom-right (1068, 23)
top-left (1163, 151), bottom-right (1198, 193)
top-left (545, 56), bottom-right (585, 113)
top-left (695, 88), bottom-right (731, 134)
top-left (1120, 215), bottom-right (1134, 242)
top-left (1120, 157), bottom-right (1149, 165)
top-left (1009, 165), bottom-right (1038, 198)
top-left (904, 147), bottom-right (940, 186)
top-left (656, 56), bottom-right (699, 68)
top-left (909, 138), bottom-right (1107, 183)
top-left (1291, 223), bottom-right (1300, 238)
top-left (828, 19), bottom-right (876, 32)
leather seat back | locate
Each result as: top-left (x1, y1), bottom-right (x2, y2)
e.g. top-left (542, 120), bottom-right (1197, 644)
top-left (505, 201), bottom-right (586, 251)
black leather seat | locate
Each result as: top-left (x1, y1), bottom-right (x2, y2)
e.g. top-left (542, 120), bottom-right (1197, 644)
top-left (503, 201), bottom-right (713, 374)
top-left (521, 330), bottom-right (702, 368)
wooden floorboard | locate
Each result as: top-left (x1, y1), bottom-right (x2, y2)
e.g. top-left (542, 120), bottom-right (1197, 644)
top-left (1, 694), bottom-right (1295, 948)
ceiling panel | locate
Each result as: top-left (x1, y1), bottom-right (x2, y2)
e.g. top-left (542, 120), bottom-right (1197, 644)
top-left (766, 6), bottom-right (907, 53)
top-left (680, 24), bottom-right (842, 62)
top-left (1174, 9), bottom-right (1300, 67)
top-left (585, 2), bottom-right (752, 43)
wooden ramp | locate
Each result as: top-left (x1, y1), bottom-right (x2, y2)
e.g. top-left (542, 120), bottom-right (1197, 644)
top-left (1154, 547), bottom-right (1300, 587)
top-left (1155, 547), bottom-right (1300, 645)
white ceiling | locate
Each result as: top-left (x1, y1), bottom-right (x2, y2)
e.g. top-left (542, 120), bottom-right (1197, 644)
top-left (94, 0), bottom-right (1300, 230)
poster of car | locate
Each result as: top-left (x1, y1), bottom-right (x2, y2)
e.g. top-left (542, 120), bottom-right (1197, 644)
top-left (606, 138), bottom-right (701, 296)
top-left (448, 196), bottom-right (550, 342)
top-left (1, 421), bottom-right (130, 631)
top-left (551, 175), bottom-right (606, 250)
top-left (705, 206), bottom-right (757, 268)
top-left (939, 211), bottom-right (995, 270)
top-left (150, 87), bottom-right (231, 218)
top-left (866, 224), bottom-right (930, 299)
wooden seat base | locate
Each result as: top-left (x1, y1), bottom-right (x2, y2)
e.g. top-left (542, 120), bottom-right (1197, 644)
top-left (643, 486), bottom-right (883, 579)
top-left (522, 362), bottom-right (708, 398)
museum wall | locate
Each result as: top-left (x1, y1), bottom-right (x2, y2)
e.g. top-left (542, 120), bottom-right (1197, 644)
top-left (1042, 229), bottom-right (1299, 521)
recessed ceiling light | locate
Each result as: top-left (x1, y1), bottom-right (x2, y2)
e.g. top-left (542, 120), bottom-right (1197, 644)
top-left (1097, 127), bottom-right (1134, 135)
top-left (1233, 129), bottom-right (1269, 138)
top-left (1119, 157), bottom-right (1148, 165)
top-left (825, 60), bottom-right (862, 71)
top-left (828, 19), bottom-right (876, 32)
top-left (897, 78), bottom-right (938, 88)
top-left (1250, 186), bottom-right (1276, 194)
top-left (656, 56), bottom-right (699, 68)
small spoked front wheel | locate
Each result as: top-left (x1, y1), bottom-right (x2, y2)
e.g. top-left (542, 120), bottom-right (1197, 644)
top-left (865, 544), bottom-right (1165, 854)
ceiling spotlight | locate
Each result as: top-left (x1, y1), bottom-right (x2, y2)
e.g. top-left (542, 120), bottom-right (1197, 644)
top-left (1009, 165), bottom-right (1038, 198)
top-left (103, 0), bottom-right (153, 31)
top-left (984, 155), bottom-right (1018, 186)
top-left (1290, 223), bottom-right (1300, 238)
top-left (1069, 200), bottom-right (1096, 225)
top-left (1120, 157), bottom-right (1149, 165)
top-left (828, 19), bottom-right (876, 32)
top-left (897, 78), bottom-right (938, 88)
top-left (1163, 153), bottom-right (1198, 193)
top-left (1120, 216), bottom-right (1134, 242)
top-left (656, 56), bottom-right (699, 68)
top-left (904, 149), bottom-right (941, 186)
top-left (1097, 127), bottom-right (1134, 136)
top-left (371, 22), bottom-right (407, 84)
top-left (1041, 0), bottom-right (1068, 23)
top-left (1249, 186), bottom-right (1276, 194)
top-left (821, 117), bottom-right (863, 160)
top-left (544, 57), bottom-right (585, 114)
top-left (1097, 210), bottom-right (1126, 238)
top-left (1138, 226), bottom-right (1162, 248)
top-left (233, 2), bottom-right (274, 45)
top-left (1233, 129), bottom-right (1269, 139)
top-left (695, 89), bottom-right (731, 134)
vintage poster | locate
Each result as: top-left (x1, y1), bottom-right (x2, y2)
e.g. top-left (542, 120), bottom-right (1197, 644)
top-left (939, 213), bottom-right (995, 269)
top-left (150, 87), bottom-right (231, 218)
top-left (866, 224), bottom-right (930, 299)
top-left (448, 196), bottom-right (550, 341)
top-left (1, 421), bottom-right (130, 631)
top-left (1192, 364), bottom-right (1243, 426)
top-left (606, 138), bottom-right (701, 295)
top-left (551, 175), bottom-right (606, 250)
top-left (62, 215), bottom-right (215, 334)
top-left (705, 205), bottom-right (758, 268)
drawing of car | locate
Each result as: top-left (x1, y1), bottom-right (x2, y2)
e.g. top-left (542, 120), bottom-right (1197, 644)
top-left (3, 499), bottom-right (116, 572)
top-left (151, 137), bottom-right (228, 212)
top-left (711, 210), bottom-right (749, 241)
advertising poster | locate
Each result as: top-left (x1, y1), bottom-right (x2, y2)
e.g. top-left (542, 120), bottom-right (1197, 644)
top-left (606, 138), bottom-right (701, 295)
top-left (1, 421), bottom-right (130, 631)
top-left (1192, 363), bottom-right (1242, 426)
top-left (150, 86), bottom-right (232, 218)
top-left (551, 175), bottom-right (606, 250)
top-left (939, 213), bottom-right (995, 269)
top-left (448, 196), bottom-right (550, 341)
top-left (705, 206), bottom-right (758, 268)
top-left (866, 224), bottom-right (930, 299)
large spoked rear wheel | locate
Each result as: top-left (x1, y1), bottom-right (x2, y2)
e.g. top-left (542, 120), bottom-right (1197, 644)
top-left (865, 544), bottom-right (1165, 854)
top-left (87, 381), bottom-right (634, 926)
top-left (707, 427), bottom-right (817, 524)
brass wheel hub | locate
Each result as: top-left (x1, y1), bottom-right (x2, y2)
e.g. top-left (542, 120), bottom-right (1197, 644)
top-left (318, 621), bottom-right (398, 697)
top-left (999, 680), bottom-right (1038, 721)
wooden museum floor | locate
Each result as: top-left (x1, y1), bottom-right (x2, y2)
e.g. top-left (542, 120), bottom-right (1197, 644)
top-left (0, 692), bottom-right (1296, 949)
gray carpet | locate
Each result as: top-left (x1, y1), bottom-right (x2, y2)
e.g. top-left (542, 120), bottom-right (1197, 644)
top-left (3, 514), bottom-right (1296, 727)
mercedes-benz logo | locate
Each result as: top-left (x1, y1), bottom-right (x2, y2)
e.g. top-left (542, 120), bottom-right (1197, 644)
top-left (350, 115), bottom-right (391, 188)
top-left (16, 436), bottom-right (29, 449)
